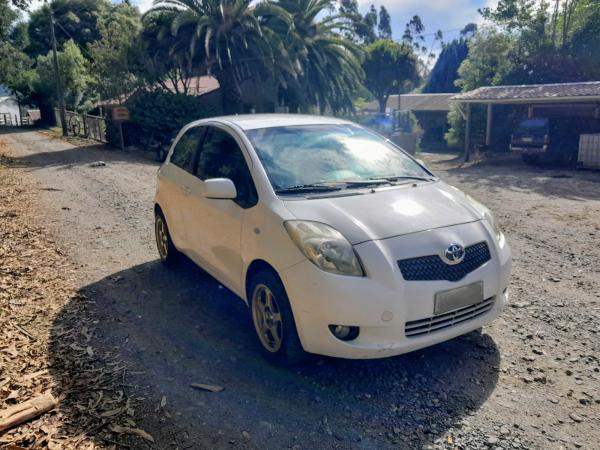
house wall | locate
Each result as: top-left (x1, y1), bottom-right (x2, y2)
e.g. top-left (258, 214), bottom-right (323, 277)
top-left (0, 96), bottom-right (20, 123)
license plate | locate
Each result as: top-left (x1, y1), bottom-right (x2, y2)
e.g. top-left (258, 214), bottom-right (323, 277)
top-left (434, 282), bottom-right (484, 315)
top-left (522, 137), bottom-right (533, 142)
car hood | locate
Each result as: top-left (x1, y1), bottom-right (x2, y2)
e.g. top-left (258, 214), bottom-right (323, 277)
top-left (282, 181), bottom-right (483, 244)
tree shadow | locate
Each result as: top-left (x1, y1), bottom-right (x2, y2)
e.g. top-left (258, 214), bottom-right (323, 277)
top-left (2, 137), bottom-right (157, 170)
top-left (49, 257), bottom-right (500, 449)
top-left (439, 153), bottom-right (600, 201)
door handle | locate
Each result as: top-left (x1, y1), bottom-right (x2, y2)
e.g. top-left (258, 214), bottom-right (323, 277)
top-left (182, 185), bottom-right (192, 195)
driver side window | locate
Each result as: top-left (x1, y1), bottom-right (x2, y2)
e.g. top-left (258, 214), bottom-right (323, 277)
top-left (170, 127), bottom-right (204, 173)
top-left (196, 127), bottom-right (258, 208)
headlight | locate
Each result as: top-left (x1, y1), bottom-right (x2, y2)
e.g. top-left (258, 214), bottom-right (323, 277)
top-left (284, 221), bottom-right (365, 276)
top-left (465, 195), bottom-right (504, 243)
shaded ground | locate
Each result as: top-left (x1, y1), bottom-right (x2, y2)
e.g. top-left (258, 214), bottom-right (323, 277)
top-left (0, 130), bottom-right (598, 449)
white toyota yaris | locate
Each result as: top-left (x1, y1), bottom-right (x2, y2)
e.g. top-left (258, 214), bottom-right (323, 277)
top-left (154, 114), bottom-right (511, 365)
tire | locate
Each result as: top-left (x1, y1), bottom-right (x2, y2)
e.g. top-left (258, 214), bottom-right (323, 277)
top-left (249, 269), bottom-right (306, 366)
top-left (155, 210), bottom-right (181, 265)
top-left (521, 153), bottom-right (541, 165)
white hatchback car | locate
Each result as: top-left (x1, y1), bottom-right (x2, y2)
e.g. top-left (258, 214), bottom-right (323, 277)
top-left (154, 114), bottom-right (511, 364)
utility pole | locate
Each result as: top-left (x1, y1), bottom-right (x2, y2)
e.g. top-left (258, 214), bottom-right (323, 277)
top-left (48, 3), bottom-right (67, 136)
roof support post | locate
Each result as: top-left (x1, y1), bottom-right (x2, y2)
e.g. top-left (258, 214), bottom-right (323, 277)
top-left (464, 103), bottom-right (472, 162)
top-left (528, 105), bottom-right (534, 118)
top-left (485, 103), bottom-right (493, 147)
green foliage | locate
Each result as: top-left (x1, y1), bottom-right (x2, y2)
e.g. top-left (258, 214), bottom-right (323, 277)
top-left (87, 2), bottom-right (143, 101)
top-left (338, 0), bottom-right (376, 44)
top-left (26, 0), bottom-right (111, 58)
top-left (146, 0), bottom-right (291, 114)
top-left (444, 108), bottom-right (465, 149)
top-left (0, 1), bottom-right (35, 100)
top-left (569, 7), bottom-right (600, 80)
top-left (269, 0), bottom-right (364, 114)
top-left (34, 40), bottom-right (94, 112)
top-left (456, 28), bottom-right (514, 91)
top-left (124, 90), bottom-right (217, 142)
top-left (378, 6), bottom-right (392, 39)
top-left (422, 24), bottom-right (476, 94)
top-left (363, 39), bottom-right (419, 113)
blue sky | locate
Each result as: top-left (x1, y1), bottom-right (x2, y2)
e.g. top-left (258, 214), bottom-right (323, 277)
top-left (28, 0), bottom-right (497, 52)
top-left (133, 1), bottom-right (497, 51)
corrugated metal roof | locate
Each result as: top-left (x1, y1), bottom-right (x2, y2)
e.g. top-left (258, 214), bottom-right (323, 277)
top-left (453, 81), bottom-right (600, 103)
top-left (397, 94), bottom-right (454, 111)
top-left (362, 93), bottom-right (453, 112)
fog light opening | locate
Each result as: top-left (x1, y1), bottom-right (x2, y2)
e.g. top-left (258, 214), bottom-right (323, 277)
top-left (329, 324), bottom-right (360, 341)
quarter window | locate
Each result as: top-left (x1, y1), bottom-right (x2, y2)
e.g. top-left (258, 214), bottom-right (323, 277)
top-left (196, 127), bottom-right (258, 208)
top-left (170, 127), bottom-right (204, 173)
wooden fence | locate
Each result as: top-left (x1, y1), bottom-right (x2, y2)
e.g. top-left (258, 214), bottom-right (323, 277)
top-left (55, 109), bottom-right (108, 143)
top-left (0, 113), bottom-right (32, 126)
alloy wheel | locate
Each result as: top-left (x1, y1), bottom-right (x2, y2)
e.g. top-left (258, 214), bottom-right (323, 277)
top-left (155, 216), bottom-right (169, 259)
top-left (252, 284), bottom-right (283, 352)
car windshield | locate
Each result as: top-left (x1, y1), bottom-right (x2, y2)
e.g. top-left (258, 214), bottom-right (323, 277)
top-left (516, 119), bottom-right (548, 133)
top-left (245, 124), bottom-right (431, 191)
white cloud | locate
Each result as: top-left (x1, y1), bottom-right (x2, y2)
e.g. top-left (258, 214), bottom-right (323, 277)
top-left (357, 0), bottom-right (498, 41)
top-left (134, 0), bottom-right (154, 13)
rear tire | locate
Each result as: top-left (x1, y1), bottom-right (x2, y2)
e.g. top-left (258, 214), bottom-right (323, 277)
top-left (155, 210), bottom-right (181, 265)
top-left (521, 153), bottom-right (541, 165)
top-left (249, 269), bottom-right (306, 366)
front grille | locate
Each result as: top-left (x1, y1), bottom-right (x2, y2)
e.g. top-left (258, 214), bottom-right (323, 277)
top-left (405, 297), bottom-right (495, 337)
top-left (398, 241), bottom-right (491, 282)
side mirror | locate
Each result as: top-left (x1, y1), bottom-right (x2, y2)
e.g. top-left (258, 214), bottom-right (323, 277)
top-left (416, 158), bottom-right (426, 166)
top-left (203, 178), bottom-right (237, 199)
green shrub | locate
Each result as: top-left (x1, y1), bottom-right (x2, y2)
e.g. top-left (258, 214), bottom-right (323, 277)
top-left (107, 90), bottom-right (219, 148)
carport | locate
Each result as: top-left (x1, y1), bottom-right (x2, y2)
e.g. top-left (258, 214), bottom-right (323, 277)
top-left (452, 81), bottom-right (600, 160)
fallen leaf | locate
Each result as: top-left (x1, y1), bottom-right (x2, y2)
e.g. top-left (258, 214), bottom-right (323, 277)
top-left (110, 425), bottom-right (154, 442)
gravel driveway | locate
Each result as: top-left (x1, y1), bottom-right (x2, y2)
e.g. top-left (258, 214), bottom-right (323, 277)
top-left (1, 129), bottom-right (598, 449)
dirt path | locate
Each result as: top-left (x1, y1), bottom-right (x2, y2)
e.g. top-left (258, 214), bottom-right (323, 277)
top-left (0, 129), bottom-right (598, 449)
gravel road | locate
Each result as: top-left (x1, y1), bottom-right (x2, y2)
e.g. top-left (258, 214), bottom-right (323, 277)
top-left (1, 129), bottom-right (599, 449)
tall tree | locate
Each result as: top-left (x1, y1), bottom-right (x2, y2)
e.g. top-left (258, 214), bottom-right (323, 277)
top-left (338, 0), bottom-right (376, 43)
top-left (34, 39), bottom-right (94, 113)
top-left (0, 0), bottom-right (34, 99)
top-left (271, 0), bottom-right (364, 113)
top-left (455, 27), bottom-right (513, 91)
top-left (363, 39), bottom-right (419, 113)
top-left (377, 5), bottom-right (392, 39)
top-left (422, 24), bottom-right (477, 93)
top-left (146, 0), bottom-right (291, 114)
top-left (87, 2), bottom-right (143, 101)
top-left (26, 0), bottom-right (111, 58)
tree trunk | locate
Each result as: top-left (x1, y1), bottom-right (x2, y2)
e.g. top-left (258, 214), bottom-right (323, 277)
top-left (217, 68), bottom-right (243, 115)
top-left (378, 95), bottom-right (388, 114)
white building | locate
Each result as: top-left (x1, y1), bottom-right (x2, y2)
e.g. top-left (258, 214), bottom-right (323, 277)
top-left (0, 85), bottom-right (21, 125)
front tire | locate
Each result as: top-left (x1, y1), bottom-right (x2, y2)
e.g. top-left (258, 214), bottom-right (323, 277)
top-left (155, 210), bottom-right (180, 265)
top-left (249, 269), bottom-right (306, 366)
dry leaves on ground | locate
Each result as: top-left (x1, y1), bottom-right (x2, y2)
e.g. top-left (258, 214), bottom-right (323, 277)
top-left (0, 147), bottom-right (145, 449)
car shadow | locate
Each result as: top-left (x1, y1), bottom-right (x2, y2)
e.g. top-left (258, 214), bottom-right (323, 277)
top-left (48, 257), bottom-right (500, 449)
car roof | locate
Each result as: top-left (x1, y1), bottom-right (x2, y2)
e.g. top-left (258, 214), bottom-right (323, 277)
top-left (194, 114), bottom-right (355, 131)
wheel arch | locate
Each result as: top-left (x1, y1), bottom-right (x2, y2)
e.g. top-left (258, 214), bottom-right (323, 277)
top-left (245, 259), bottom-right (281, 304)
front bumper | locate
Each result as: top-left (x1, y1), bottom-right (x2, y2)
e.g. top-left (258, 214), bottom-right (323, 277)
top-left (510, 144), bottom-right (547, 154)
top-left (280, 221), bottom-right (511, 359)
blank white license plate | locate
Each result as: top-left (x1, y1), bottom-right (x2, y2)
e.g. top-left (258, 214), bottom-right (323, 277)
top-left (522, 137), bottom-right (533, 142)
top-left (434, 282), bottom-right (484, 315)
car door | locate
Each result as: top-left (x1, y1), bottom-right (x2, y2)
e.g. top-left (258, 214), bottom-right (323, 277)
top-left (159, 125), bottom-right (205, 252)
top-left (183, 125), bottom-right (258, 294)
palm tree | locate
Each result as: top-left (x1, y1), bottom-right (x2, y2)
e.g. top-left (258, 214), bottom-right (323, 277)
top-left (268, 0), bottom-right (364, 113)
top-left (145, 0), bottom-right (293, 114)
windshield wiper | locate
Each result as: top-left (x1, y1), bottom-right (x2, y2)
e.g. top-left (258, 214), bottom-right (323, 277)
top-left (275, 183), bottom-right (343, 194)
top-left (368, 175), bottom-right (434, 182)
top-left (343, 179), bottom-right (394, 187)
